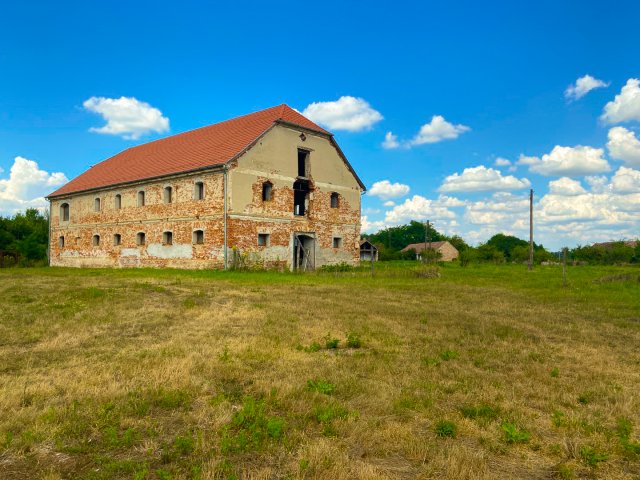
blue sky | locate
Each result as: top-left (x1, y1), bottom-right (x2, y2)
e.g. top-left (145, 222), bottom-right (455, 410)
top-left (1, 0), bottom-right (639, 249)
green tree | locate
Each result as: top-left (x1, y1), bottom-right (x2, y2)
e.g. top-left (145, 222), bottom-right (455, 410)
top-left (0, 208), bottom-right (49, 265)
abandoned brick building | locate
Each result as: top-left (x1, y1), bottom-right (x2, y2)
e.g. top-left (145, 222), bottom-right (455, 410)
top-left (47, 105), bottom-right (365, 270)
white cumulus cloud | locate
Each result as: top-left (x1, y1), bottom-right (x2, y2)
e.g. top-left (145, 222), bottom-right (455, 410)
top-left (438, 165), bottom-right (531, 193)
top-left (611, 166), bottom-right (640, 193)
top-left (83, 96), bottom-right (170, 140)
top-left (601, 78), bottom-right (640, 124)
top-left (564, 74), bottom-right (609, 101)
top-left (607, 126), bottom-right (640, 167)
top-left (411, 115), bottom-right (470, 145)
top-left (548, 177), bottom-right (586, 196)
top-left (368, 180), bottom-right (410, 200)
top-left (0, 157), bottom-right (68, 215)
top-left (382, 131), bottom-right (400, 149)
top-left (384, 195), bottom-right (457, 224)
top-left (301, 96), bottom-right (383, 132)
top-left (521, 145), bottom-right (610, 176)
top-left (494, 157), bottom-right (512, 167)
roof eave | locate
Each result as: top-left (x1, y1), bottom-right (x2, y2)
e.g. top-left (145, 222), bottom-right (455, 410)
top-left (46, 163), bottom-right (226, 200)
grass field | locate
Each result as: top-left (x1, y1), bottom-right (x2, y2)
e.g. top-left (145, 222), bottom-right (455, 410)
top-left (1, 263), bottom-right (639, 479)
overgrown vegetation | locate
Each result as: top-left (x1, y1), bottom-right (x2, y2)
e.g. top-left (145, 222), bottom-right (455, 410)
top-left (0, 208), bottom-right (49, 266)
top-left (0, 264), bottom-right (639, 478)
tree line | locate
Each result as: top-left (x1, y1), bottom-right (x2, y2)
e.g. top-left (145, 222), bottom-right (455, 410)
top-left (0, 208), bottom-right (49, 266)
top-left (0, 210), bottom-right (637, 267)
top-left (363, 221), bottom-right (639, 266)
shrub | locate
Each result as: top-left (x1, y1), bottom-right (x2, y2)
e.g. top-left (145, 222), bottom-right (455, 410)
top-left (550, 367), bottom-right (559, 378)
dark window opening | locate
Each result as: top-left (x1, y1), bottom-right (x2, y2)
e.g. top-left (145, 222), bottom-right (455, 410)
top-left (333, 237), bottom-right (343, 248)
top-left (115, 194), bottom-right (121, 209)
top-left (194, 181), bottom-right (204, 200)
top-left (297, 149), bottom-right (309, 177)
top-left (193, 230), bottom-right (204, 245)
top-left (60, 203), bottom-right (70, 222)
top-left (258, 233), bottom-right (270, 246)
top-left (75, 237), bottom-right (80, 246)
top-left (94, 197), bottom-right (101, 212)
top-left (262, 181), bottom-right (273, 202)
top-left (113, 234), bottom-right (122, 246)
top-left (293, 180), bottom-right (310, 216)
top-left (164, 186), bottom-right (173, 204)
top-left (137, 191), bottom-right (145, 206)
top-left (163, 231), bottom-right (173, 245)
top-left (59, 236), bottom-right (65, 248)
top-left (136, 232), bottom-right (146, 246)
top-left (330, 192), bottom-right (339, 208)
top-left (92, 235), bottom-right (100, 247)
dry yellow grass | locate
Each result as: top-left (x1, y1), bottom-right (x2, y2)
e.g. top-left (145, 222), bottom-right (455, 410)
top-left (0, 264), bottom-right (639, 479)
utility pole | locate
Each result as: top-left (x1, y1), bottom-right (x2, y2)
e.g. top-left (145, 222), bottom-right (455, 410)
top-left (528, 189), bottom-right (534, 271)
top-left (424, 220), bottom-right (430, 263)
top-left (562, 247), bottom-right (568, 287)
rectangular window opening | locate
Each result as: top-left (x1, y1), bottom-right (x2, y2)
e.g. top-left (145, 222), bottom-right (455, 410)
top-left (330, 192), bottom-right (339, 208)
top-left (58, 236), bottom-right (65, 248)
top-left (136, 232), bottom-right (146, 246)
top-left (293, 180), bottom-right (310, 216)
top-left (163, 231), bottom-right (173, 245)
top-left (258, 233), bottom-right (270, 246)
top-left (262, 182), bottom-right (273, 202)
top-left (333, 237), bottom-right (342, 248)
top-left (193, 230), bottom-right (204, 245)
top-left (297, 149), bottom-right (309, 177)
top-left (137, 191), bottom-right (145, 207)
top-left (194, 182), bottom-right (204, 200)
top-left (113, 234), bottom-right (121, 246)
top-left (115, 194), bottom-right (121, 209)
top-left (164, 186), bottom-right (173, 204)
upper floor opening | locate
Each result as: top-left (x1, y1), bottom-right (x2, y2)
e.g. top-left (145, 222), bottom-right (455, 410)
top-left (297, 149), bottom-right (309, 178)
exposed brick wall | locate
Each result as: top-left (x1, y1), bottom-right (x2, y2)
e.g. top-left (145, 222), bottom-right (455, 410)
top-left (49, 127), bottom-right (362, 270)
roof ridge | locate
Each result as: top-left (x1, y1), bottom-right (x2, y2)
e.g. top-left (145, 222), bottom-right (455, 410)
top-left (48, 103), bottom-right (336, 198)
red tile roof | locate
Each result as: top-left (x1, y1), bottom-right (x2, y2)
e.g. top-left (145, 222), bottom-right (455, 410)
top-left (49, 104), bottom-right (332, 197)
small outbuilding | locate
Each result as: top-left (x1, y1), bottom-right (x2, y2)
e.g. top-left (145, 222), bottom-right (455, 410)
top-left (360, 239), bottom-right (378, 262)
top-left (401, 241), bottom-right (459, 262)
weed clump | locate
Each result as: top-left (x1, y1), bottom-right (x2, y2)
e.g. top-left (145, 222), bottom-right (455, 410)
top-left (501, 421), bottom-right (530, 444)
top-left (221, 396), bottom-right (284, 453)
top-left (615, 417), bottom-right (640, 456)
top-left (460, 404), bottom-right (499, 422)
top-left (580, 445), bottom-right (608, 467)
top-left (434, 420), bottom-right (457, 438)
top-left (346, 332), bottom-right (362, 349)
top-left (439, 350), bottom-right (459, 361)
top-left (324, 335), bottom-right (339, 349)
top-left (307, 379), bottom-right (336, 395)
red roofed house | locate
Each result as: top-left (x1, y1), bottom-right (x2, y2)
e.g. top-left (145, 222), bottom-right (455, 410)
top-left (47, 105), bottom-right (365, 270)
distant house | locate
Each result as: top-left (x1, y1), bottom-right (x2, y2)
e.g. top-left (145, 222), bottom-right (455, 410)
top-left (401, 241), bottom-right (459, 262)
top-left (360, 239), bottom-right (378, 261)
top-left (592, 240), bottom-right (638, 249)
